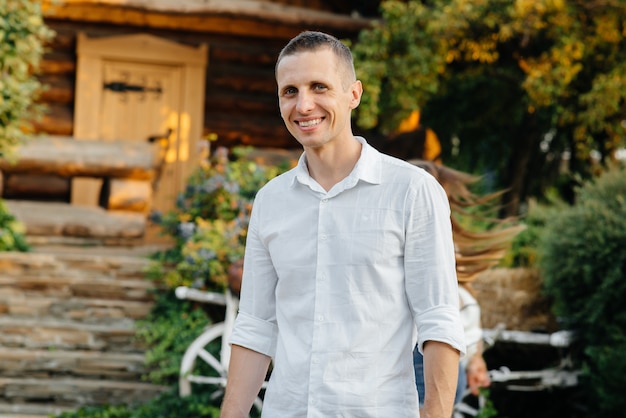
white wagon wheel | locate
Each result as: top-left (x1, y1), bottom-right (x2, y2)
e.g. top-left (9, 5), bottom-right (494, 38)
top-left (179, 322), bottom-right (228, 398)
top-left (178, 288), bottom-right (266, 414)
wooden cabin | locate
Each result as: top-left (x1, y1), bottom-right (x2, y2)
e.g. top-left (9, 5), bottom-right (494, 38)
top-left (3, 0), bottom-right (377, 245)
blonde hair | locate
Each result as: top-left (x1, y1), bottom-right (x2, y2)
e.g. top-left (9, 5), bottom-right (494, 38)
top-left (410, 159), bottom-right (525, 285)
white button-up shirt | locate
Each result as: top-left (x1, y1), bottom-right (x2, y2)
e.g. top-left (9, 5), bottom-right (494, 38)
top-left (230, 137), bottom-right (465, 417)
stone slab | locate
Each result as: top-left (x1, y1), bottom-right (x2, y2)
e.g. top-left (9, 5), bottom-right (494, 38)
top-left (5, 200), bottom-right (146, 241)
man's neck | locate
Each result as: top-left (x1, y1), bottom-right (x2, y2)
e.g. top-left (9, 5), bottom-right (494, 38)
top-left (305, 136), bottom-right (362, 192)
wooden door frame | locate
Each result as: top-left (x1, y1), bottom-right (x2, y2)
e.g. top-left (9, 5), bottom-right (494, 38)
top-left (73, 32), bottom-right (207, 208)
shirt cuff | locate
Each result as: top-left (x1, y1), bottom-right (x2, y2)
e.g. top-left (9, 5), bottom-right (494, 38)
top-left (416, 305), bottom-right (467, 357)
top-left (229, 311), bottom-right (278, 358)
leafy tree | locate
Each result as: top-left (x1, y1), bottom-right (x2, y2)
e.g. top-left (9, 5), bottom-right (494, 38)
top-left (0, 0), bottom-right (52, 252)
top-left (352, 0), bottom-right (626, 216)
top-left (0, 0), bottom-right (54, 156)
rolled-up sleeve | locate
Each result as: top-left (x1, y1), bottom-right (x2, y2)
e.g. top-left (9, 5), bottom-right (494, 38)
top-left (230, 311), bottom-right (278, 357)
top-left (404, 174), bottom-right (466, 356)
top-left (228, 190), bottom-right (279, 358)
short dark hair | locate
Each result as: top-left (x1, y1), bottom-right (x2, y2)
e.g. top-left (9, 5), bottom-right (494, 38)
top-left (276, 31), bottom-right (356, 82)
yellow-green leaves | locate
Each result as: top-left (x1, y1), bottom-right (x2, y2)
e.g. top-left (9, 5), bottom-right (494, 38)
top-left (0, 0), bottom-right (54, 156)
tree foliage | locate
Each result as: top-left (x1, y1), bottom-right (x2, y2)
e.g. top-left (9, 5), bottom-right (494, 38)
top-left (352, 0), bottom-right (626, 215)
top-left (539, 163), bottom-right (626, 415)
top-left (0, 0), bottom-right (54, 156)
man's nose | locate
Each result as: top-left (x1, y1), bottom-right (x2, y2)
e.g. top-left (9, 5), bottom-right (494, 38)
top-left (296, 91), bottom-right (314, 113)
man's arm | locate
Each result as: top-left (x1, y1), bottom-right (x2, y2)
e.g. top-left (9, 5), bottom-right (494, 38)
top-left (220, 344), bottom-right (272, 418)
top-left (422, 340), bottom-right (460, 418)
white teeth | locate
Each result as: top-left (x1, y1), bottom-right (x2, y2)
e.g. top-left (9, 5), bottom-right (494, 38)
top-left (299, 118), bottom-right (322, 127)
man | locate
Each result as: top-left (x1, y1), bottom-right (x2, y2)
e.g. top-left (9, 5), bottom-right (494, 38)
top-left (221, 31), bottom-right (465, 418)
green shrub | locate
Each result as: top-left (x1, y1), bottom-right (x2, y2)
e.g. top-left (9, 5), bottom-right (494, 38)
top-left (53, 389), bottom-right (221, 418)
top-left (140, 146), bottom-right (288, 384)
top-left (134, 292), bottom-right (212, 385)
top-left (149, 146), bottom-right (289, 291)
top-left (0, 199), bottom-right (29, 251)
top-left (539, 163), bottom-right (626, 415)
top-left (0, 0), bottom-right (54, 155)
top-left (505, 192), bottom-right (568, 268)
top-left (0, 0), bottom-right (52, 253)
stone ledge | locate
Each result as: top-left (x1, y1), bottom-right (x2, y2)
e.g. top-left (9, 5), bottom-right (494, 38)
top-left (0, 316), bottom-right (141, 352)
top-left (0, 347), bottom-right (147, 380)
top-left (0, 276), bottom-right (155, 302)
top-left (0, 400), bottom-right (72, 417)
top-left (0, 295), bottom-right (153, 321)
top-left (0, 377), bottom-right (167, 407)
top-left (5, 200), bottom-right (146, 241)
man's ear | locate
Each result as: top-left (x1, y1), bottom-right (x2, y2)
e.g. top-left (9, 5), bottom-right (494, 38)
top-left (350, 80), bottom-right (363, 110)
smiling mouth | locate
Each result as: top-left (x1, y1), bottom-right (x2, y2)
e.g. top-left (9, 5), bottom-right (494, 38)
top-left (298, 118), bottom-right (323, 128)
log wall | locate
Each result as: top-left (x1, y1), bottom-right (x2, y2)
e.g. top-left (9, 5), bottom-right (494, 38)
top-left (34, 19), bottom-right (365, 152)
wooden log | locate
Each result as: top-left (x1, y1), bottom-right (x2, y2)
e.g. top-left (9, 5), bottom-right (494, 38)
top-left (44, 29), bottom-right (76, 50)
top-left (101, 178), bottom-right (152, 213)
top-left (41, 0), bottom-right (372, 37)
top-left (0, 135), bottom-right (163, 180)
top-left (37, 75), bottom-right (75, 104)
top-left (32, 105), bottom-right (74, 136)
top-left (2, 174), bottom-right (70, 200)
top-left (203, 93), bottom-right (277, 115)
top-left (210, 43), bottom-right (278, 67)
top-left (209, 69), bottom-right (276, 95)
top-left (40, 55), bottom-right (76, 75)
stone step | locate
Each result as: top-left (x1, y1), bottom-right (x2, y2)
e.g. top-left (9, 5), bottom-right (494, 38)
top-left (0, 275), bottom-right (154, 304)
top-left (0, 251), bottom-right (153, 280)
top-left (0, 347), bottom-right (148, 380)
top-left (0, 400), bottom-right (72, 417)
top-left (5, 200), bottom-right (147, 245)
top-left (0, 249), bottom-right (171, 414)
top-left (0, 266), bottom-right (156, 304)
top-left (0, 316), bottom-right (142, 352)
top-left (0, 377), bottom-right (168, 413)
top-left (0, 294), bottom-right (153, 322)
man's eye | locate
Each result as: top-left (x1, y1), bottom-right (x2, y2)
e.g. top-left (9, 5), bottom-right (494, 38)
top-left (314, 84), bottom-right (327, 91)
top-left (284, 87), bottom-right (297, 95)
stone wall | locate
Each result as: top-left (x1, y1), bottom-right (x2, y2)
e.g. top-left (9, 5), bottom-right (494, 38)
top-left (0, 249), bottom-right (168, 417)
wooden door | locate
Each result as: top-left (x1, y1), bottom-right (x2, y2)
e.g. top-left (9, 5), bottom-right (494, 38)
top-left (73, 33), bottom-right (207, 225)
top-left (99, 61), bottom-right (182, 212)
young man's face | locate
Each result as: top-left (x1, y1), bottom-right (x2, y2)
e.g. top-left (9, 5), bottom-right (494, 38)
top-left (276, 47), bottom-right (362, 149)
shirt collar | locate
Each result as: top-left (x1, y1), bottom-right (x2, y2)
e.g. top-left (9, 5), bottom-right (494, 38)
top-left (290, 136), bottom-right (382, 191)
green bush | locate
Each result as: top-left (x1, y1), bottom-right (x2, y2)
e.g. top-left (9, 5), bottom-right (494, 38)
top-left (139, 146), bottom-right (288, 384)
top-left (53, 389), bottom-right (221, 418)
top-left (149, 146), bottom-right (289, 291)
top-left (0, 0), bottom-right (52, 252)
top-left (539, 163), bottom-right (626, 415)
top-left (0, 199), bottom-right (29, 251)
top-left (134, 292), bottom-right (212, 386)
top-left (505, 192), bottom-right (568, 268)
top-left (0, 0), bottom-right (54, 155)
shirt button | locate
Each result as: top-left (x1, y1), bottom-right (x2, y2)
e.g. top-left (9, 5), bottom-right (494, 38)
top-left (317, 315), bottom-right (324, 321)
top-left (321, 199), bottom-right (328, 204)
top-left (319, 274), bottom-right (326, 281)
top-left (320, 234), bottom-right (327, 240)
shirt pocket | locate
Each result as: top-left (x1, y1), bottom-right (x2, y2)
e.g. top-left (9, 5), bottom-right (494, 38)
top-left (337, 207), bottom-right (403, 265)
